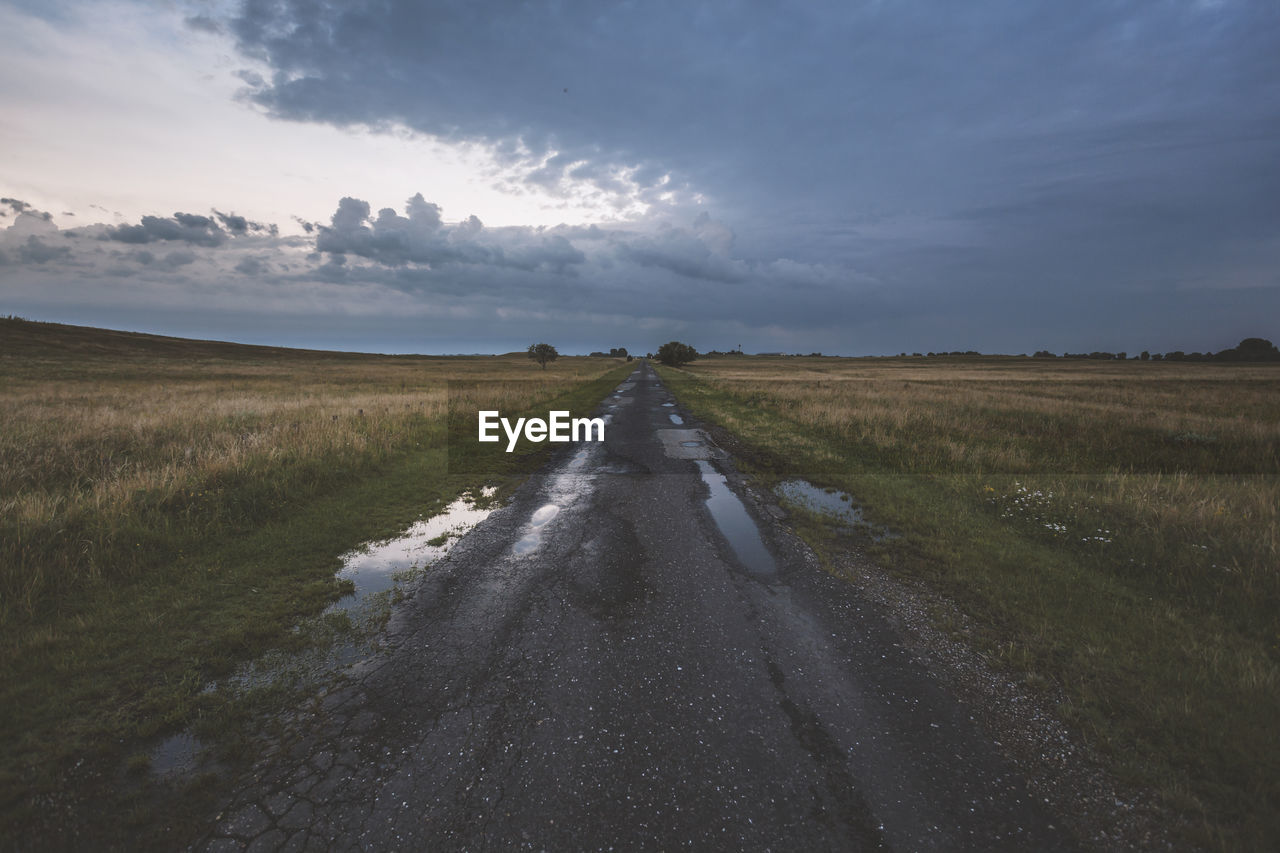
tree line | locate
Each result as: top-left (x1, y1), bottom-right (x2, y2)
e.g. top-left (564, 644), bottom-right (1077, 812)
top-left (1030, 338), bottom-right (1279, 362)
top-left (528, 338), bottom-right (1279, 369)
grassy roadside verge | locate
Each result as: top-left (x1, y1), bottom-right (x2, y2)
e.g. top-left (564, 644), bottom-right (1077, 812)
top-left (656, 358), bottom-right (1279, 850)
top-left (0, 318), bottom-right (630, 843)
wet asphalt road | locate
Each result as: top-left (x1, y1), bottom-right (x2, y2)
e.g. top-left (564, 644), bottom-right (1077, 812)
top-left (198, 362), bottom-right (1074, 851)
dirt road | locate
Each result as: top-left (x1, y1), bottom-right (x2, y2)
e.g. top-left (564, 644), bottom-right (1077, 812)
top-left (197, 362), bottom-right (1072, 850)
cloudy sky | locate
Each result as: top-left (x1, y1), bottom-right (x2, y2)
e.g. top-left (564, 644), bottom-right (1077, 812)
top-left (2, 0), bottom-right (1278, 355)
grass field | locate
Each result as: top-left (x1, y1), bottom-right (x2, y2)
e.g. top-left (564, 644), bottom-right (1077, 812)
top-left (657, 355), bottom-right (1279, 849)
top-left (0, 317), bottom-right (629, 841)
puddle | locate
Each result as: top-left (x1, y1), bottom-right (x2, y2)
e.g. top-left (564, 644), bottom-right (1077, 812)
top-left (329, 487), bottom-right (498, 613)
top-left (681, 440), bottom-right (703, 447)
top-left (696, 460), bottom-right (777, 578)
top-left (669, 413), bottom-right (684, 425)
top-left (662, 402), bottom-right (675, 407)
top-left (150, 732), bottom-right (202, 778)
top-left (511, 440), bottom-right (603, 556)
top-left (208, 488), bottom-right (502, 699)
top-left (158, 485), bottom-right (509, 777)
top-left (514, 502), bottom-right (561, 555)
top-left (775, 479), bottom-right (897, 541)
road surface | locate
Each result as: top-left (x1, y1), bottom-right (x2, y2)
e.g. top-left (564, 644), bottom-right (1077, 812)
top-left (197, 362), bottom-right (1073, 851)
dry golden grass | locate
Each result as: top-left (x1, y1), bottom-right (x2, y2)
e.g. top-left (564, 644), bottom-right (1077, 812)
top-left (679, 357), bottom-right (1279, 605)
top-left (0, 320), bottom-right (619, 622)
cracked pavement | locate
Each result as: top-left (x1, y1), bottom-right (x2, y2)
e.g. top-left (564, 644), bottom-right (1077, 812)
top-left (195, 362), bottom-right (1075, 851)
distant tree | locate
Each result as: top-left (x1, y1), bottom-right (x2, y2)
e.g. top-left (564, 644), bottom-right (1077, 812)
top-left (1237, 338), bottom-right (1280, 360)
top-left (527, 342), bottom-right (559, 369)
top-left (1140, 350), bottom-right (1150, 361)
top-left (646, 352), bottom-right (654, 359)
top-left (609, 347), bottom-right (628, 358)
top-left (1033, 350), bottom-right (1056, 358)
top-left (656, 341), bottom-right (698, 366)
top-left (1215, 337), bottom-right (1280, 362)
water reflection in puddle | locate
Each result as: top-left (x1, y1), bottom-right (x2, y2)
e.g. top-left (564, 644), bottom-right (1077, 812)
top-left (775, 479), bottom-right (897, 541)
top-left (511, 440), bottom-right (603, 557)
top-left (669, 413), bottom-right (684, 425)
top-left (681, 440), bottom-right (702, 447)
top-left (696, 460), bottom-right (777, 577)
top-left (157, 486), bottom-right (506, 778)
top-left (513, 503), bottom-right (560, 554)
top-left (150, 732), bottom-right (201, 778)
top-left (330, 487), bottom-right (498, 612)
top-left (662, 402), bottom-right (675, 407)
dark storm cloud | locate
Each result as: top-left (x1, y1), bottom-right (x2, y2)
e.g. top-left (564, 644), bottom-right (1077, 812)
top-left (284, 192), bottom-right (865, 345)
top-left (234, 256), bottom-right (266, 275)
top-left (214, 210), bottom-right (250, 233)
top-left (16, 236), bottom-right (71, 264)
top-left (214, 209), bottom-right (277, 236)
top-left (184, 14), bottom-right (222, 34)
top-left (221, 0), bottom-right (1280, 351)
top-left (227, 2), bottom-right (1280, 205)
top-left (105, 213), bottom-right (226, 246)
top-left (103, 209), bottom-right (282, 248)
top-left (315, 194), bottom-right (586, 273)
top-left (161, 250), bottom-right (198, 268)
top-left (614, 224), bottom-right (745, 284)
top-left (2, 198), bottom-right (53, 223)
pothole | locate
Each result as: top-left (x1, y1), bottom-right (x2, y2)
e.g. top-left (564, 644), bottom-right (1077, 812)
top-left (775, 479), bottom-right (898, 541)
top-left (696, 460), bottom-right (777, 578)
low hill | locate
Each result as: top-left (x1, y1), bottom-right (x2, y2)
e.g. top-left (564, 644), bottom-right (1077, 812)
top-left (0, 316), bottom-right (409, 364)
